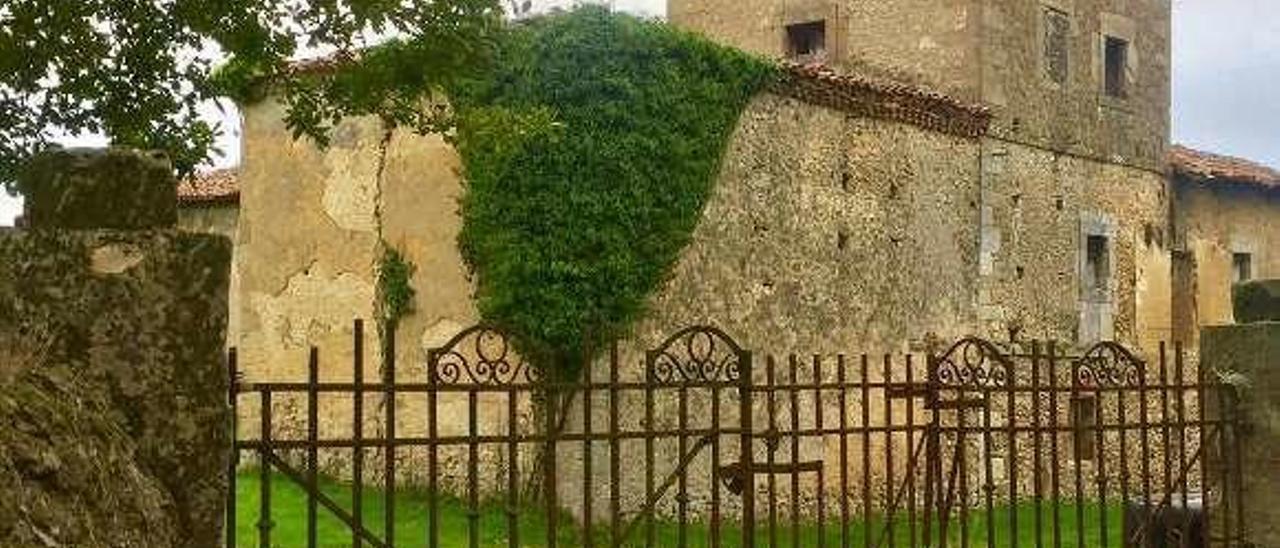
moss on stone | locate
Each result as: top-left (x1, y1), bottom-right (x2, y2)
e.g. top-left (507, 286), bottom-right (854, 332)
top-left (1234, 279), bottom-right (1280, 323)
top-left (16, 148), bottom-right (177, 230)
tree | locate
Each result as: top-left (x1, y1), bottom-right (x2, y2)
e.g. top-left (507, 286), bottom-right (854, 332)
top-left (0, 0), bottom-right (504, 189)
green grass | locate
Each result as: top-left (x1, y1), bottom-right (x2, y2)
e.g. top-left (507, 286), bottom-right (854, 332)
top-left (234, 471), bottom-right (1124, 547)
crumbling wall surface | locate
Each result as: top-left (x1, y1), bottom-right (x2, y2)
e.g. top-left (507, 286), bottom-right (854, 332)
top-left (1173, 178), bottom-right (1280, 333)
top-left (0, 228), bottom-right (232, 547)
top-left (1201, 322), bottom-right (1280, 547)
top-left (976, 140), bottom-right (1171, 352)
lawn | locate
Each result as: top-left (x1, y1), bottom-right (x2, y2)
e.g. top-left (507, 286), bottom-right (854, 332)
top-left (233, 471), bottom-right (1124, 547)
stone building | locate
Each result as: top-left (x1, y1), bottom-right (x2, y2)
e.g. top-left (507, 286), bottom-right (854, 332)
top-left (673, 0), bottom-right (1175, 351)
top-left (178, 1), bottom-right (1279, 521)
top-left (1169, 145), bottom-right (1280, 345)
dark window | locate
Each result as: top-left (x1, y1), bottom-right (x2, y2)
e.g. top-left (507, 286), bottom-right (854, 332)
top-left (786, 21), bottom-right (827, 61)
top-left (1044, 8), bottom-right (1070, 85)
top-left (1084, 234), bottom-right (1111, 300)
top-left (1233, 252), bottom-right (1253, 283)
top-left (1104, 36), bottom-right (1129, 98)
top-left (1072, 396), bottom-right (1098, 461)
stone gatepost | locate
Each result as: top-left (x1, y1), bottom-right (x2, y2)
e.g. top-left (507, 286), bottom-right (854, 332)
top-left (1201, 311), bottom-right (1280, 546)
top-left (0, 148), bottom-right (232, 547)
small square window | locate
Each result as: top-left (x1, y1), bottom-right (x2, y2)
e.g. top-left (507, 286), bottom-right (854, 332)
top-left (786, 21), bottom-right (827, 61)
top-left (1104, 36), bottom-right (1129, 98)
top-left (1044, 8), bottom-right (1070, 85)
top-left (1084, 234), bottom-right (1111, 300)
top-left (1072, 396), bottom-right (1098, 461)
top-left (1233, 252), bottom-right (1253, 283)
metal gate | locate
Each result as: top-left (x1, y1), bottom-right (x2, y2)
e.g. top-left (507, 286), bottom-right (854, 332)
top-left (227, 322), bottom-right (1248, 547)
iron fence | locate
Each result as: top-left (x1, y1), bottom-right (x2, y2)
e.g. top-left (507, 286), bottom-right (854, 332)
top-left (227, 320), bottom-right (1247, 547)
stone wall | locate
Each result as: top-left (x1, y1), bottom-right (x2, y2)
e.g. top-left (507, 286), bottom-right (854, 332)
top-left (0, 228), bottom-right (232, 547)
top-left (1200, 322), bottom-right (1280, 547)
top-left (1172, 177), bottom-right (1280, 343)
top-left (976, 140), bottom-right (1171, 353)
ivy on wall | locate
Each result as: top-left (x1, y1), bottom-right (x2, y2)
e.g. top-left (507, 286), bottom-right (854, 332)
top-left (449, 8), bottom-right (776, 377)
top-left (378, 244), bottom-right (416, 325)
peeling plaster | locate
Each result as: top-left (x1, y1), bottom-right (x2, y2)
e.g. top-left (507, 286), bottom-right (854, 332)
top-left (249, 263), bottom-right (376, 347)
top-left (321, 150), bottom-right (380, 233)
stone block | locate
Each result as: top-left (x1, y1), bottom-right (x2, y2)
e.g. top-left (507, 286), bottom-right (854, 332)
top-left (0, 228), bottom-right (232, 547)
top-left (17, 148), bottom-right (177, 230)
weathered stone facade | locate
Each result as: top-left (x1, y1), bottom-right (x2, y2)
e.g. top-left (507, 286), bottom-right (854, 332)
top-left (672, 0), bottom-right (1174, 353)
top-left (1170, 171), bottom-right (1280, 344)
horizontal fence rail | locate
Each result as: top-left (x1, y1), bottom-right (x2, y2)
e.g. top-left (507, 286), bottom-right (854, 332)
top-left (227, 321), bottom-right (1248, 547)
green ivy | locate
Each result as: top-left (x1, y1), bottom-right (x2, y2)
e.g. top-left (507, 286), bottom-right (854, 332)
top-left (449, 8), bottom-right (776, 378)
top-left (378, 245), bottom-right (417, 325)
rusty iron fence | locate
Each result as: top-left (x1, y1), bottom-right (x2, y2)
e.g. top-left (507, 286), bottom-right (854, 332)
top-left (227, 320), bottom-right (1249, 547)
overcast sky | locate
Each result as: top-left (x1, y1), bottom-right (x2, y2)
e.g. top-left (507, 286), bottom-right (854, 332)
top-left (2, 0), bottom-right (1276, 224)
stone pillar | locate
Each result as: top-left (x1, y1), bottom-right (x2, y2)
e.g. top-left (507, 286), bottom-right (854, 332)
top-left (1200, 321), bottom-right (1280, 547)
top-left (0, 148), bottom-right (232, 547)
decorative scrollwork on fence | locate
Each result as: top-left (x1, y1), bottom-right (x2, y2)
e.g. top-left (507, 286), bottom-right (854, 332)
top-left (933, 337), bottom-right (1012, 387)
top-left (1073, 341), bottom-right (1144, 388)
top-left (428, 325), bottom-right (541, 385)
top-left (648, 325), bottom-right (746, 384)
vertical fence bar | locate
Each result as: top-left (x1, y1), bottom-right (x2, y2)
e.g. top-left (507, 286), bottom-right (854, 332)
top-left (958, 366), bottom-right (971, 548)
top-left (545, 384), bottom-right (560, 548)
top-left (882, 354), bottom-right (894, 548)
top-left (1230, 382), bottom-right (1245, 547)
top-left (427, 344), bottom-right (439, 548)
top-left (906, 355), bottom-right (917, 548)
top-left (353, 321), bottom-right (365, 548)
top-left (1138, 347), bottom-right (1153, 545)
top-left (1195, 341), bottom-right (1210, 548)
top-left (923, 354), bottom-right (935, 548)
top-left (1071, 357), bottom-right (1084, 548)
top-left (467, 386), bottom-right (480, 548)
top-left (767, 355), bottom-right (778, 548)
top-left (679, 364), bottom-right (690, 548)
top-left (609, 344), bottom-right (621, 548)
top-left (258, 389), bottom-right (273, 548)
top-left (226, 348), bottom-right (238, 548)
top-left (1006, 347), bottom-right (1019, 548)
top-left (860, 355), bottom-right (871, 548)
top-left (1032, 342), bottom-right (1044, 548)
top-left (1160, 342), bottom-right (1172, 517)
top-left (789, 357), bottom-right (801, 548)
top-left (384, 326), bottom-right (397, 547)
top-left (307, 347), bottom-right (320, 548)
top-left (644, 360), bottom-right (655, 548)
top-left (1175, 341), bottom-right (1190, 540)
top-left (815, 355), bottom-right (826, 548)
top-left (1117, 351), bottom-right (1131, 548)
top-left (1095, 364), bottom-right (1108, 548)
top-left (710, 351), bottom-right (722, 548)
top-left (739, 351), bottom-right (756, 548)
top-left (1048, 342), bottom-right (1062, 548)
top-left (583, 361), bottom-right (595, 548)
top-left (838, 354), bottom-right (850, 548)
top-left (507, 369), bottom-right (520, 548)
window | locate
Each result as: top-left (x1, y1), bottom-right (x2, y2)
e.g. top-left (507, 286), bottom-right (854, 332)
top-left (1104, 36), bottom-right (1129, 98)
top-left (1084, 234), bottom-right (1111, 300)
top-left (1072, 396), bottom-right (1098, 461)
top-left (786, 21), bottom-right (827, 61)
top-left (1233, 252), bottom-right (1253, 283)
top-left (1044, 8), bottom-right (1070, 85)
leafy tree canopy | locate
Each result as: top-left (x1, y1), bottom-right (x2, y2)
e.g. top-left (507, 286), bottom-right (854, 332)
top-left (450, 8), bottom-right (776, 377)
top-left (0, 0), bottom-right (504, 189)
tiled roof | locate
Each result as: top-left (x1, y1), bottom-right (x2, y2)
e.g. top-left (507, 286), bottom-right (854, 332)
top-left (177, 168), bottom-right (240, 206)
top-left (771, 62), bottom-right (992, 138)
top-left (1170, 145), bottom-right (1280, 189)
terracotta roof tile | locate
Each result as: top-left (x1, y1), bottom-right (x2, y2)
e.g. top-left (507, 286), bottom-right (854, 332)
top-left (771, 62), bottom-right (992, 138)
top-left (178, 168), bottom-right (240, 206)
top-left (1170, 145), bottom-right (1280, 189)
